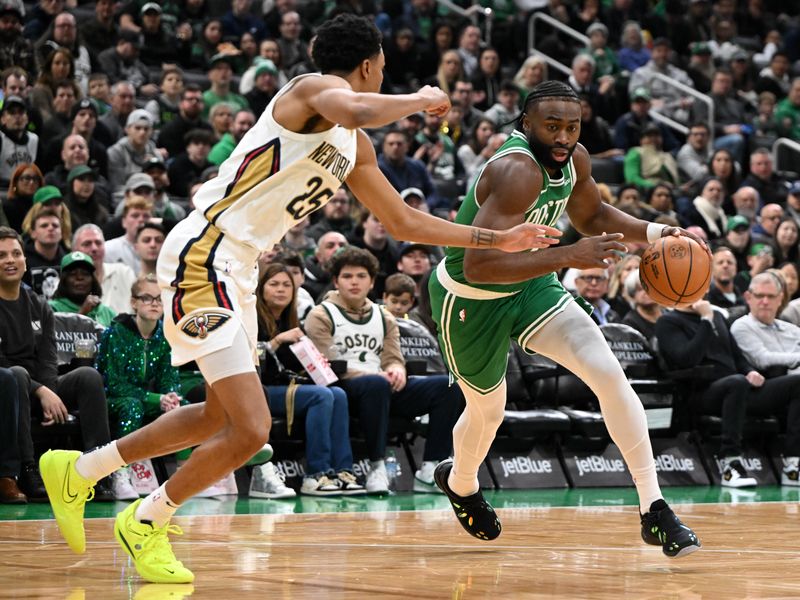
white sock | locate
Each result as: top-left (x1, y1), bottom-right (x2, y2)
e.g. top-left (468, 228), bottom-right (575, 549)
top-left (525, 302), bottom-right (663, 514)
top-left (448, 380), bottom-right (506, 498)
top-left (135, 484), bottom-right (180, 528)
top-left (370, 459), bottom-right (385, 471)
top-left (75, 441), bottom-right (126, 482)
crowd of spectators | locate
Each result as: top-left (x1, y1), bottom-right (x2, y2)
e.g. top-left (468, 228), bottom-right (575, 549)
top-left (1, 0), bottom-right (800, 502)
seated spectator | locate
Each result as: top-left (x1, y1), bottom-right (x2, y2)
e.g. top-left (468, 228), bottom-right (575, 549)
top-left (628, 38), bottom-right (694, 123)
top-left (613, 87), bottom-right (679, 153)
top-left (607, 254), bottom-right (641, 318)
top-left (108, 172), bottom-right (157, 231)
top-left (98, 81), bottom-right (136, 145)
top-left (49, 251), bottom-right (116, 327)
top-left (208, 102), bottom-right (233, 142)
top-left (620, 270), bottom-right (662, 343)
top-left (72, 224), bottom-right (137, 315)
top-left (34, 12), bottom-right (91, 93)
top-left (616, 22), bottom-right (650, 74)
top-left (304, 248), bottom-right (463, 494)
top-left (399, 187), bottom-right (431, 215)
top-left (45, 134), bottom-right (113, 209)
top-left (752, 203), bottom-right (784, 243)
top-left (755, 51), bottom-right (792, 99)
top-left (483, 80), bottom-right (521, 136)
top-left (450, 79), bottom-right (486, 142)
top-left (731, 185), bottom-right (759, 224)
top-left (133, 221), bottom-right (164, 277)
top-left (456, 118), bottom-right (496, 182)
top-left (578, 93), bottom-right (622, 159)
top-left (686, 42), bottom-right (715, 94)
top-left (690, 70), bottom-right (749, 164)
top-left (97, 30), bottom-right (158, 98)
top-left (107, 109), bottom-right (160, 194)
top-left (143, 68), bottom-right (184, 131)
top-left (778, 262), bottom-right (799, 304)
top-left (643, 184), bottom-right (682, 225)
top-left (156, 84), bottom-right (213, 158)
top-left (0, 96), bottom-right (38, 186)
top-left (751, 91), bottom-right (783, 150)
top-left (382, 273), bottom-right (448, 375)
top-left (30, 47), bottom-right (76, 123)
top-left (396, 243), bottom-right (434, 301)
top-left (567, 54), bottom-right (616, 123)
top-left (306, 187), bottom-right (356, 242)
top-left (272, 250), bottom-right (315, 322)
top-left (656, 298), bottom-right (760, 487)
top-left (623, 124), bottom-right (680, 191)
top-left (580, 22), bottom-right (620, 82)
top-left (209, 109), bottom-right (255, 166)
top-left (741, 149), bottom-right (790, 207)
top-left (0, 227), bottom-right (114, 500)
top-left (104, 195), bottom-right (153, 274)
top-left (775, 77), bottom-right (800, 140)
top-left (256, 264), bottom-right (363, 497)
top-left (3, 164), bottom-right (43, 233)
top-left (708, 246), bottom-right (747, 313)
top-left (729, 272), bottom-right (800, 485)
top-left (87, 73), bottom-right (112, 117)
top-left (574, 267), bottom-right (620, 325)
top-left (244, 61), bottom-right (279, 116)
top-left (785, 183), bottom-right (800, 229)
top-left (735, 243), bottom-right (774, 295)
top-left (377, 128), bottom-right (440, 213)
top-left (22, 202), bottom-right (66, 298)
top-left (140, 157), bottom-right (186, 224)
top-left (676, 123), bottom-right (713, 189)
top-left (302, 231), bottom-right (347, 302)
top-left (279, 218), bottom-right (316, 261)
top-left (202, 53), bottom-right (249, 119)
top-left (95, 273), bottom-right (184, 499)
top-left (414, 111), bottom-right (464, 202)
top-left (772, 217), bottom-right (799, 265)
top-left (0, 0), bottom-right (35, 75)
top-left (349, 210), bottom-right (400, 300)
top-left (683, 177), bottom-right (728, 241)
top-left (63, 166), bottom-right (109, 230)
top-left (0, 366), bottom-right (38, 504)
top-left (139, 3), bottom-right (189, 67)
top-left (167, 129), bottom-right (215, 198)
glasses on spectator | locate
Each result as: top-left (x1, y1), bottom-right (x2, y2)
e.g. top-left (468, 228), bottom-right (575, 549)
top-left (18, 175), bottom-right (41, 183)
top-left (133, 294), bottom-right (163, 305)
top-left (577, 275), bottom-right (607, 283)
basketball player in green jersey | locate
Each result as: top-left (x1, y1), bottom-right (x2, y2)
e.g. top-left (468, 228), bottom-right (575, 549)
top-left (431, 81), bottom-right (703, 557)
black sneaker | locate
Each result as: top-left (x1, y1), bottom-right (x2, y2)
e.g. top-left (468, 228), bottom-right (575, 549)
top-left (640, 499), bottom-right (701, 558)
top-left (18, 462), bottom-right (48, 503)
top-left (434, 459), bottom-right (501, 541)
top-left (94, 476), bottom-right (116, 502)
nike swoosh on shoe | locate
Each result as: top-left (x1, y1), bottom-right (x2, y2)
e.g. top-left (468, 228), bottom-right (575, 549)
top-left (62, 463), bottom-right (79, 503)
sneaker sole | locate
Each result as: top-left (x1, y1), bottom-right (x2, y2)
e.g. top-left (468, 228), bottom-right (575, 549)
top-left (249, 491), bottom-right (297, 499)
top-left (670, 543), bottom-right (702, 558)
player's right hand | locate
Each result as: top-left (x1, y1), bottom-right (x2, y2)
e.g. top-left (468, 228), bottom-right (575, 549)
top-left (497, 223), bottom-right (562, 252)
top-left (567, 233), bottom-right (627, 268)
top-left (417, 85), bottom-right (451, 117)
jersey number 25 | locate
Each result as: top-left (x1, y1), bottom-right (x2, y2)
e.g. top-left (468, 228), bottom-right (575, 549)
top-left (286, 176), bottom-right (334, 220)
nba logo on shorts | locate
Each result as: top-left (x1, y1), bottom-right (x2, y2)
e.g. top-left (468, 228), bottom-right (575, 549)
top-left (459, 309), bottom-right (466, 323)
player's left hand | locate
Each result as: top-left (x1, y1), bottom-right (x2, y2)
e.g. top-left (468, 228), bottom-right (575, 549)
top-left (497, 223), bottom-right (562, 253)
top-left (661, 226), bottom-right (710, 253)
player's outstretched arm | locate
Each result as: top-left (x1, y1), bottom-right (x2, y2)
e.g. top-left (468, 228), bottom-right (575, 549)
top-left (347, 131), bottom-right (560, 253)
top-left (462, 154), bottom-right (626, 284)
top-left (307, 77), bottom-right (452, 130)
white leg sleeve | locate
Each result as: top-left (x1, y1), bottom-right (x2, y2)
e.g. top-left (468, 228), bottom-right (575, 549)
top-left (195, 325), bottom-right (257, 385)
top-left (525, 301), bottom-right (662, 512)
top-left (449, 379), bottom-right (507, 497)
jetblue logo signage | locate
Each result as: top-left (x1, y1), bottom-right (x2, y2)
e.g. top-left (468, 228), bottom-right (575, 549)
top-left (488, 448), bottom-right (568, 489)
top-left (703, 444), bottom-right (777, 486)
top-left (651, 438), bottom-right (709, 486)
top-left (563, 445), bottom-right (633, 487)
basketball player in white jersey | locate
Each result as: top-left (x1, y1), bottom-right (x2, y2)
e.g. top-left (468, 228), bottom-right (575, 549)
top-left (38, 14), bottom-right (561, 584)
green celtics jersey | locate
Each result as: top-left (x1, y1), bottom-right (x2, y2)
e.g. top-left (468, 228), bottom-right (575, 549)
top-left (442, 129), bottom-right (575, 295)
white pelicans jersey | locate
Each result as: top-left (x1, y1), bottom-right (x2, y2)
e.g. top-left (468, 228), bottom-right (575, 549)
top-left (192, 73), bottom-right (358, 252)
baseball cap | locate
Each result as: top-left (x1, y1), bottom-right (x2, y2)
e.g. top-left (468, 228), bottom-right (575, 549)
top-left (67, 165), bottom-right (96, 184)
top-left (731, 49), bottom-right (749, 62)
top-left (126, 109), bottom-right (154, 128)
top-left (399, 242), bottom-right (431, 258)
top-left (586, 22), bottom-right (608, 37)
top-left (726, 215), bottom-right (750, 232)
top-left (33, 185), bottom-right (63, 205)
top-left (209, 53), bottom-right (236, 68)
top-left (254, 58), bottom-right (278, 77)
top-left (0, 95), bottom-right (25, 113)
top-left (400, 187), bottom-right (426, 203)
top-left (0, 0), bottom-right (24, 19)
top-left (70, 97), bottom-right (97, 121)
top-left (641, 123), bottom-right (662, 136)
top-left (61, 251), bottom-right (95, 272)
top-left (141, 2), bottom-right (161, 14)
top-left (690, 42), bottom-right (712, 56)
top-left (748, 243), bottom-right (772, 257)
top-left (630, 87), bottom-right (651, 102)
top-left (142, 156), bottom-right (166, 171)
top-left (125, 172), bottom-right (156, 192)
top-left (788, 182), bottom-right (800, 196)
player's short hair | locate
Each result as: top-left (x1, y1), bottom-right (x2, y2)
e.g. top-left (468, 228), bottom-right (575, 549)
top-left (330, 246), bottom-right (379, 279)
top-left (384, 273), bottom-right (416, 297)
top-left (517, 80), bottom-right (579, 130)
top-left (312, 14), bottom-right (382, 75)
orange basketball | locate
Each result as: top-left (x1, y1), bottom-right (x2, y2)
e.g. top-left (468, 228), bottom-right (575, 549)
top-left (639, 236), bottom-right (711, 307)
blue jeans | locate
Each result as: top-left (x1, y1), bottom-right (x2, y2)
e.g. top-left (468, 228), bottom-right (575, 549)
top-left (266, 384), bottom-right (353, 475)
top-left (337, 374), bottom-right (465, 462)
top-left (0, 368), bottom-right (20, 477)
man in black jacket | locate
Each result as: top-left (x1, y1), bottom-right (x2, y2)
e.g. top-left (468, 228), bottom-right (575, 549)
top-left (0, 226), bottom-right (113, 500)
top-left (156, 85), bottom-right (213, 158)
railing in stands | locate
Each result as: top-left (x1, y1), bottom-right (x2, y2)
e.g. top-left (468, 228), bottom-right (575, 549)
top-left (773, 137), bottom-right (800, 175)
top-left (527, 12), bottom-right (589, 77)
top-left (435, 0), bottom-right (494, 46)
top-left (646, 72), bottom-right (714, 141)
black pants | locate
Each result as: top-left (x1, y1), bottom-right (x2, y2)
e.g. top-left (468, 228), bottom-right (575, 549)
top-left (0, 368), bottom-right (20, 478)
top-left (700, 373), bottom-right (800, 457)
top-left (11, 366), bottom-right (111, 453)
top-left (337, 374), bottom-right (465, 462)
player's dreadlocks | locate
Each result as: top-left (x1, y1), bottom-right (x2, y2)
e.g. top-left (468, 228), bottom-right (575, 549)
top-left (516, 81), bottom-right (580, 131)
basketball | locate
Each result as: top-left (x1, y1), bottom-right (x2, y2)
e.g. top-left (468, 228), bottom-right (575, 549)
top-left (639, 236), bottom-right (711, 307)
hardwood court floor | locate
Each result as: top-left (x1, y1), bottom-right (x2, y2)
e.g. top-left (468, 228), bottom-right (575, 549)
top-left (2, 492), bottom-right (799, 599)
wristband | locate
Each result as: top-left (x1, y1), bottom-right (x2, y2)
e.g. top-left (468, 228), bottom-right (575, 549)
top-left (646, 222), bottom-right (668, 243)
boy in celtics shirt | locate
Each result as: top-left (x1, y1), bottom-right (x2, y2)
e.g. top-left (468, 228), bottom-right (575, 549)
top-left (429, 81), bottom-right (705, 557)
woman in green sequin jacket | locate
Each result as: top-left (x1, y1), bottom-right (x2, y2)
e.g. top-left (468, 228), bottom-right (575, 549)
top-left (95, 274), bottom-right (183, 437)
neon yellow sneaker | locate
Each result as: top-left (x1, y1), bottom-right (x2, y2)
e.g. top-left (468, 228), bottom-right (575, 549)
top-left (114, 499), bottom-right (195, 584)
top-left (39, 449), bottom-right (95, 554)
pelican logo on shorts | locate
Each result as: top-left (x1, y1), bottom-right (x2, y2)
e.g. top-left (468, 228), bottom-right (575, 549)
top-left (669, 245), bottom-right (687, 260)
top-left (181, 312), bottom-right (231, 339)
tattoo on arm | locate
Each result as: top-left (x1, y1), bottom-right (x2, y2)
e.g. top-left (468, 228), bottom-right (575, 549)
top-left (471, 229), bottom-right (496, 247)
